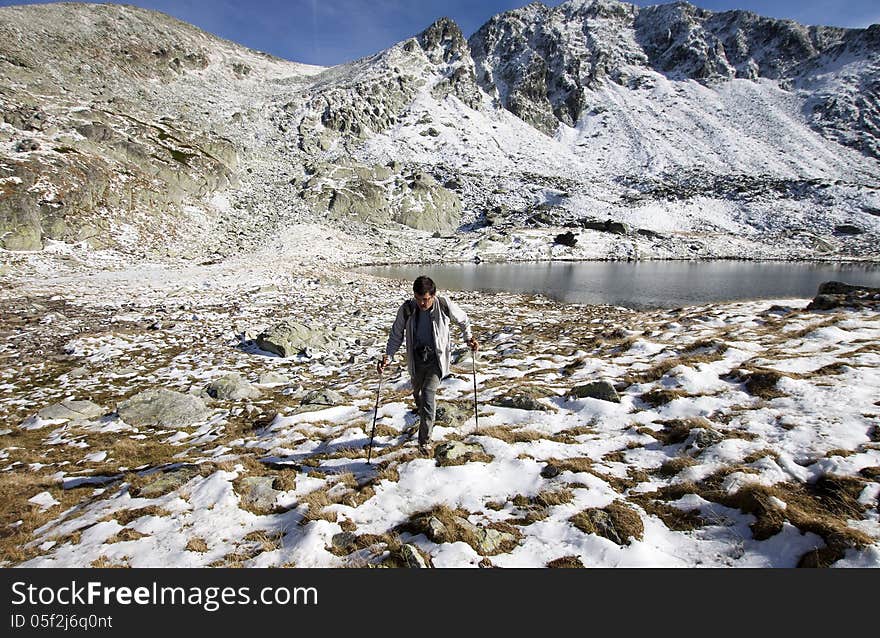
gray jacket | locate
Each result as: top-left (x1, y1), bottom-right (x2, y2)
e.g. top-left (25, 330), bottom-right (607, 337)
top-left (385, 295), bottom-right (473, 378)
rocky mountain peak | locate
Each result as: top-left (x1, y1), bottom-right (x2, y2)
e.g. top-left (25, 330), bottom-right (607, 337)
top-left (417, 17), bottom-right (470, 65)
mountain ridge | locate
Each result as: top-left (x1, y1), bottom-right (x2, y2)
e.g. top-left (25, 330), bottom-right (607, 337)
top-left (0, 0), bottom-right (878, 262)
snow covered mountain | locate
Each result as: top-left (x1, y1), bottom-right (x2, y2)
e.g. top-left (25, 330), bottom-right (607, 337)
top-left (1, 0), bottom-right (878, 261)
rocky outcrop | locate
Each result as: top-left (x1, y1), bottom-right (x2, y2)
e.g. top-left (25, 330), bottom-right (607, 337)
top-left (807, 281), bottom-right (880, 311)
top-left (298, 161), bottom-right (462, 234)
top-left (417, 18), bottom-right (483, 110)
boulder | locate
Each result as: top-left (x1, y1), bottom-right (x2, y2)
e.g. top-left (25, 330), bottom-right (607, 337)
top-left (205, 374), bottom-right (262, 401)
top-left (475, 526), bottom-right (518, 555)
top-left (570, 380), bottom-right (620, 403)
top-left (817, 281), bottom-right (880, 295)
top-left (434, 403), bottom-right (471, 428)
top-left (492, 389), bottom-right (551, 412)
top-left (554, 231), bottom-right (577, 247)
top-left (540, 463), bottom-right (561, 479)
top-left (807, 281), bottom-right (880, 311)
top-left (682, 427), bottom-right (724, 455)
top-left (605, 221), bottom-right (629, 235)
top-left (807, 294), bottom-right (842, 310)
top-left (434, 440), bottom-right (488, 466)
top-left (117, 388), bottom-right (210, 427)
top-left (834, 224), bottom-right (864, 235)
top-left (256, 318), bottom-right (336, 357)
top-left (29, 399), bottom-right (105, 424)
top-left (237, 476), bottom-right (281, 514)
top-left (134, 466), bottom-right (201, 498)
top-left (258, 372), bottom-right (289, 386)
top-left (579, 219), bottom-right (629, 234)
top-left (301, 389), bottom-right (345, 406)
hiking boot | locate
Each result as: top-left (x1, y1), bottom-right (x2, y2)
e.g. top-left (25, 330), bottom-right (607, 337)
top-left (418, 443), bottom-right (433, 457)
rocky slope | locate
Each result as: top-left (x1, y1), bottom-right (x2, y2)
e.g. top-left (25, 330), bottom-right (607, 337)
top-left (0, 1), bottom-right (879, 262)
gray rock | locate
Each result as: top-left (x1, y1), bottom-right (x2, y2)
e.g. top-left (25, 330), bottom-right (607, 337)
top-left (427, 516), bottom-right (449, 543)
top-left (256, 318), bottom-right (336, 357)
top-left (117, 388), bottom-right (210, 427)
top-left (205, 373), bottom-right (262, 401)
top-left (401, 543), bottom-right (428, 568)
top-left (541, 463), bottom-right (561, 479)
top-left (834, 224), bottom-right (864, 235)
top-left (582, 510), bottom-right (624, 545)
top-left (258, 372), bottom-right (289, 386)
top-left (554, 231), bottom-right (577, 247)
top-left (15, 138), bottom-right (40, 152)
top-left (32, 399), bottom-right (105, 424)
top-left (682, 428), bottom-right (724, 455)
top-left (570, 380), bottom-right (620, 403)
top-left (492, 392), bottom-right (548, 412)
top-left (817, 281), bottom-right (880, 295)
top-left (475, 527), bottom-right (517, 555)
top-left (434, 440), bottom-right (485, 466)
top-left (330, 532), bottom-right (358, 553)
top-left (807, 293), bottom-right (842, 310)
top-left (237, 476), bottom-right (280, 514)
top-left (301, 389), bottom-right (345, 406)
top-left (434, 403), bottom-right (471, 428)
top-left (134, 466), bottom-right (200, 498)
top-left (449, 514), bottom-right (517, 554)
top-left (807, 281), bottom-right (880, 311)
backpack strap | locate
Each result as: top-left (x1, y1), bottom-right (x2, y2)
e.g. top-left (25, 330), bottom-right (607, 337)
top-left (438, 296), bottom-right (450, 318)
top-left (402, 299), bottom-right (417, 322)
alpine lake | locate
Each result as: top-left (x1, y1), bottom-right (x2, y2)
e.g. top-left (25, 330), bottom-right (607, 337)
top-left (357, 260), bottom-right (880, 309)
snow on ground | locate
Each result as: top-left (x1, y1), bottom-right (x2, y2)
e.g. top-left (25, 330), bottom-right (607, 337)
top-left (0, 246), bottom-right (878, 568)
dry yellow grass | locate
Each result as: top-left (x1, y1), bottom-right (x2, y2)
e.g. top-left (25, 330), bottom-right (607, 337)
top-left (109, 506), bottom-right (171, 526)
top-left (186, 537), bottom-right (209, 552)
top-left (547, 456), bottom-right (594, 473)
top-left (657, 456), bottom-right (698, 477)
top-left (546, 555), bottom-right (585, 568)
top-left (107, 528), bottom-right (147, 543)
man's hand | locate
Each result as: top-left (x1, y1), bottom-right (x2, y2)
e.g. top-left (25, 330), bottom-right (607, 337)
top-left (377, 354), bottom-right (390, 374)
top-left (467, 338), bottom-right (479, 352)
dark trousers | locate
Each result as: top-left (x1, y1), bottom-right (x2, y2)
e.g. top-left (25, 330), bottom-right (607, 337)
top-left (412, 358), bottom-right (442, 446)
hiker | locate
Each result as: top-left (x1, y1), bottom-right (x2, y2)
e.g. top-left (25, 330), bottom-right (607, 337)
top-left (377, 275), bottom-right (478, 456)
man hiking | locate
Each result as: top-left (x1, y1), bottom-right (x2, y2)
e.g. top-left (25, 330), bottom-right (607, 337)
top-left (377, 276), bottom-right (478, 456)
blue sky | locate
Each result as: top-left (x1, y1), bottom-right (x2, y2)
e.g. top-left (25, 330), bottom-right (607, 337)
top-left (1, 1), bottom-right (877, 66)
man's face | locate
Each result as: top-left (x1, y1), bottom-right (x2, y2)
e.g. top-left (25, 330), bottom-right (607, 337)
top-left (414, 291), bottom-right (435, 311)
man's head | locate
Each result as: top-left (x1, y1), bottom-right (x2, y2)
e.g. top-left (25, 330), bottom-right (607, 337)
top-left (413, 275), bottom-right (436, 311)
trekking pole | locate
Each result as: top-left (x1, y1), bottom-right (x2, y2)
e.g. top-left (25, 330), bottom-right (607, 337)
top-left (472, 350), bottom-right (479, 434)
top-left (367, 369), bottom-right (383, 464)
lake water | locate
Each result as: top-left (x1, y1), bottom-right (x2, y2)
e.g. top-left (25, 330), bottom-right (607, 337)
top-left (359, 261), bottom-right (880, 309)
